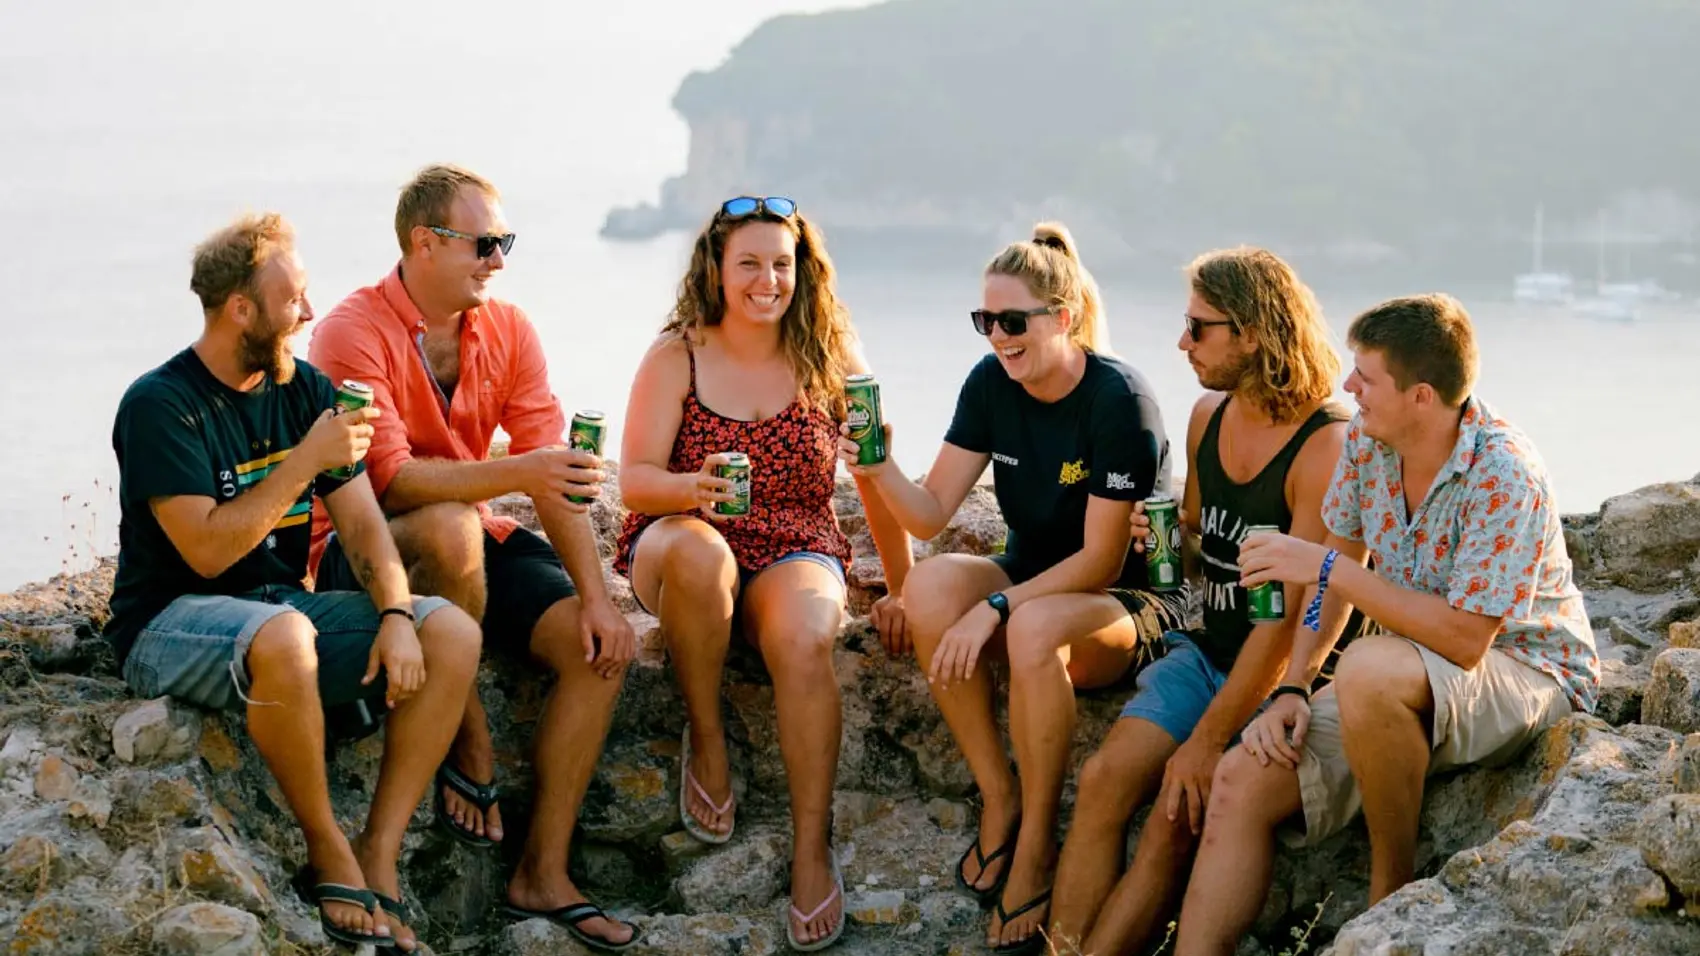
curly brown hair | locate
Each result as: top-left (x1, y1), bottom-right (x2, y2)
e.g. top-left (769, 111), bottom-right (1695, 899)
top-left (663, 206), bottom-right (856, 417)
top-left (1186, 246), bottom-right (1342, 424)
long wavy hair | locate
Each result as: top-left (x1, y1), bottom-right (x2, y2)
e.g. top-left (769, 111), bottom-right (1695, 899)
top-left (1186, 246), bottom-right (1341, 423)
top-left (663, 206), bottom-right (855, 418)
top-left (984, 221), bottom-right (1112, 354)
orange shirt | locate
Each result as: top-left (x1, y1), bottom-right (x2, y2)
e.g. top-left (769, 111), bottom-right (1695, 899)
top-left (305, 265), bottom-right (566, 573)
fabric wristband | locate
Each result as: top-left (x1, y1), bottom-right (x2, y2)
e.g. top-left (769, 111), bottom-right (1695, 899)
top-left (379, 606), bottom-right (416, 624)
top-left (1269, 684), bottom-right (1311, 704)
top-left (1302, 549), bottom-right (1339, 633)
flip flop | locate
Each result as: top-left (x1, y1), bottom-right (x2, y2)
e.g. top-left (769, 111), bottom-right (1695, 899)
top-left (954, 813), bottom-right (1021, 909)
top-left (989, 886), bottom-right (1052, 955)
top-left (435, 762), bottom-right (500, 848)
top-left (502, 901), bottom-right (641, 952)
top-left (290, 868), bottom-right (395, 949)
top-left (786, 853), bottom-right (845, 952)
top-left (678, 725), bottom-right (735, 845)
top-left (371, 890), bottom-right (418, 952)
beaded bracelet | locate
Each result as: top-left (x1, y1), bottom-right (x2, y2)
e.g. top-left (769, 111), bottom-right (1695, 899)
top-left (1302, 549), bottom-right (1339, 633)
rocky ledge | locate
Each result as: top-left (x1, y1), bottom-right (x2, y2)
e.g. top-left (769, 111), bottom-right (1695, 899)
top-left (2, 473), bottom-right (1699, 955)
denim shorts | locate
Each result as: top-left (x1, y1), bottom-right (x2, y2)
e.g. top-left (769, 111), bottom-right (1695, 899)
top-left (1119, 631), bottom-right (1230, 745)
top-left (623, 526), bottom-right (846, 615)
top-left (122, 585), bottom-right (453, 713)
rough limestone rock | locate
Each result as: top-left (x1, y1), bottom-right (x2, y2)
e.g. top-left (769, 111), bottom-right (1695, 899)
top-left (1594, 479), bottom-right (1700, 591)
top-left (152, 901), bottom-right (265, 956)
top-left (1644, 647), bottom-right (1700, 733)
top-left (1, 471), bottom-right (1697, 954)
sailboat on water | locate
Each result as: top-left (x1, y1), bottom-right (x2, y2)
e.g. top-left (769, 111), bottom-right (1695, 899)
top-left (1573, 209), bottom-right (1638, 323)
top-left (1513, 204), bottom-right (1575, 305)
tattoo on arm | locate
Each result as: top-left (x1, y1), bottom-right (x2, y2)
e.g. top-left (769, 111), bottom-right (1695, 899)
top-left (352, 553), bottom-right (377, 591)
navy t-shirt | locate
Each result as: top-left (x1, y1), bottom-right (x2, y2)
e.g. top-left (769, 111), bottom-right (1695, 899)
top-left (105, 349), bottom-right (360, 662)
top-left (944, 350), bottom-right (1173, 587)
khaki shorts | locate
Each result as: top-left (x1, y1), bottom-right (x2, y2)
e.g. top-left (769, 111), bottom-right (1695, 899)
top-left (1280, 641), bottom-right (1572, 848)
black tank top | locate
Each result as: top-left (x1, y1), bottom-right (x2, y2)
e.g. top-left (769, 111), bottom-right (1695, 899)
top-left (1190, 397), bottom-right (1350, 672)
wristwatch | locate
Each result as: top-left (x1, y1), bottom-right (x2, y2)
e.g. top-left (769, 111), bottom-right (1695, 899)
top-left (985, 591), bottom-right (1011, 625)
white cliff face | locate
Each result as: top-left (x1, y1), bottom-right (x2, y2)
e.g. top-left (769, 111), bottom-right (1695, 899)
top-left (0, 472), bottom-right (1697, 954)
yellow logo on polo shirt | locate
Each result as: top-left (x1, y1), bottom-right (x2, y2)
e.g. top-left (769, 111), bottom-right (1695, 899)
top-left (1059, 460), bottom-right (1089, 486)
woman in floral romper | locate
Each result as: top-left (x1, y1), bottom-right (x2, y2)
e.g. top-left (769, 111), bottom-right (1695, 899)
top-left (615, 196), bottom-right (911, 952)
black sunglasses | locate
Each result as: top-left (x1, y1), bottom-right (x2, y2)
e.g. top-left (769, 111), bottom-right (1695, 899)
top-left (1185, 314), bottom-right (1235, 340)
top-left (721, 196), bottom-right (797, 219)
top-left (428, 226), bottom-right (516, 259)
top-left (970, 306), bottom-right (1055, 337)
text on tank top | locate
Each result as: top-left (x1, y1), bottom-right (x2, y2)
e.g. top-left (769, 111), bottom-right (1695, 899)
top-left (1191, 397), bottom-right (1350, 671)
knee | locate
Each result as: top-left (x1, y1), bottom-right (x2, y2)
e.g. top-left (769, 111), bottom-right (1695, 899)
top-left (900, 557), bottom-right (974, 638)
top-left (761, 617), bottom-right (838, 678)
top-left (405, 503), bottom-right (482, 572)
top-left (245, 612), bottom-right (318, 687)
top-left (1205, 748), bottom-right (1276, 827)
top-left (660, 526), bottom-right (738, 598)
top-left (1074, 750), bottom-right (1132, 827)
top-left (419, 603), bottom-right (483, 674)
top-left (1004, 602), bottom-right (1067, 676)
top-left (1334, 636), bottom-right (1426, 706)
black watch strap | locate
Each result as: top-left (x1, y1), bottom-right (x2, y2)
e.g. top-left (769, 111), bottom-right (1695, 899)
top-left (1269, 684), bottom-right (1310, 704)
top-left (985, 591), bottom-right (1011, 625)
top-left (379, 606), bottom-right (416, 624)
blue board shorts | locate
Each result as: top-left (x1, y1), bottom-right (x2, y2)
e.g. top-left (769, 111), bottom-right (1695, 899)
top-left (121, 584), bottom-right (453, 713)
top-left (1119, 631), bottom-right (1231, 744)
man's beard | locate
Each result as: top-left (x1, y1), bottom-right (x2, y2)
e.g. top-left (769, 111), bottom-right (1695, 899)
top-left (1197, 350), bottom-right (1256, 392)
top-left (238, 306), bottom-right (296, 384)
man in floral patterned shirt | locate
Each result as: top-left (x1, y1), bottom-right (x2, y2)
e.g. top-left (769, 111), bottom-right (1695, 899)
top-left (1168, 293), bottom-right (1599, 956)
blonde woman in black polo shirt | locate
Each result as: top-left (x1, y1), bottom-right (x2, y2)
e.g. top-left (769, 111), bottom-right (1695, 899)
top-left (839, 223), bottom-right (1184, 955)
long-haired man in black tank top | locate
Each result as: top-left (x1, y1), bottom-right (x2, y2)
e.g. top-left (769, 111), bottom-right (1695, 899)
top-left (1049, 248), bottom-right (1364, 955)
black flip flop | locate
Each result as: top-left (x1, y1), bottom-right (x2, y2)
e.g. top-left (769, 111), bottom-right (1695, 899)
top-left (989, 887), bottom-right (1052, 956)
top-left (955, 815), bottom-right (1020, 909)
top-left (435, 763), bottom-right (500, 848)
top-left (371, 890), bottom-right (419, 952)
top-left (503, 901), bottom-right (642, 952)
top-left (291, 868), bottom-right (396, 949)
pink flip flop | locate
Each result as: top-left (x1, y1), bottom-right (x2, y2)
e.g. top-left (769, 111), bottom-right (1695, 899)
top-left (786, 854), bottom-right (845, 952)
top-left (678, 725), bottom-right (735, 845)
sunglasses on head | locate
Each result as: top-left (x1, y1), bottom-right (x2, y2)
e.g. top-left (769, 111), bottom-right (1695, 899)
top-left (970, 305), bottom-right (1055, 337)
top-left (428, 226), bottom-right (516, 259)
top-left (1184, 313), bottom-right (1235, 341)
top-left (720, 196), bottom-right (797, 219)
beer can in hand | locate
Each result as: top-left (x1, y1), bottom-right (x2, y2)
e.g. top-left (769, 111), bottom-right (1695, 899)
top-left (566, 410), bottom-right (606, 504)
top-left (1143, 495), bottom-right (1184, 592)
top-left (714, 452), bottom-right (752, 516)
top-left (329, 380), bottom-right (374, 479)
top-left (1244, 524), bottom-right (1287, 623)
top-left (845, 374), bottom-right (887, 465)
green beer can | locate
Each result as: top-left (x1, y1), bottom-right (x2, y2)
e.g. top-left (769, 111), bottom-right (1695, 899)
top-left (329, 380), bottom-right (374, 479)
top-left (714, 452), bottom-right (752, 517)
top-left (1244, 524), bottom-right (1287, 623)
top-left (1143, 495), bottom-right (1184, 592)
top-left (566, 410), bottom-right (606, 504)
top-left (845, 373), bottom-right (887, 465)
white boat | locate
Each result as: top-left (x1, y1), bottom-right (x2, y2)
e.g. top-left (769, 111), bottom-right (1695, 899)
top-left (1513, 204), bottom-right (1574, 305)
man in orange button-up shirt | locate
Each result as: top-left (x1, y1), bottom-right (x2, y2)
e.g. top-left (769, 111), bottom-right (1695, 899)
top-left (307, 165), bottom-right (638, 949)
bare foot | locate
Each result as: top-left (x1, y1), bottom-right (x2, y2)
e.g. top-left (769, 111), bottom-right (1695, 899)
top-left (960, 792), bottom-right (1019, 893)
top-left (351, 834), bottom-right (416, 952)
top-left (442, 740), bottom-right (504, 843)
top-left (305, 835), bottom-right (389, 945)
top-left (684, 726), bottom-right (734, 838)
top-left (507, 861), bottom-right (635, 947)
top-left (788, 847), bottom-right (843, 946)
top-left (987, 841), bottom-right (1054, 949)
